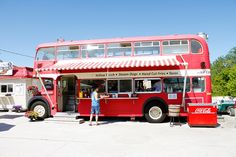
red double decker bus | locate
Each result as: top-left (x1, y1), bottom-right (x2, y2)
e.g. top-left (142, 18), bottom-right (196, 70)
top-left (28, 33), bottom-right (211, 123)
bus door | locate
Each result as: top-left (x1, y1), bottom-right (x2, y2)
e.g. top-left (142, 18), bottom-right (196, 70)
top-left (63, 75), bottom-right (77, 112)
top-left (58, 75), bottom-right (77, 112)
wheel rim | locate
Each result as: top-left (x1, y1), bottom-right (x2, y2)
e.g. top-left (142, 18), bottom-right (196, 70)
top-left (149, 106), bottom-right (162, 120)
top-left (33, 105), bottom-right (46, 117)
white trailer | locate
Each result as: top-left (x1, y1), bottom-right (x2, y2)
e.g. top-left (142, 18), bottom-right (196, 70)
top-left (0, 65), bottom-right (36, 111)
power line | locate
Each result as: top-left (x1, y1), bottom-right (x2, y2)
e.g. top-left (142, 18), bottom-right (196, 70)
top-left (0, 48), bottom-right (34, 59)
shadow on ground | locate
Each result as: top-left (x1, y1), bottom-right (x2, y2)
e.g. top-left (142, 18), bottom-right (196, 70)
top-left (0, 123), bottom-right (15, 132)
top-left (80, 116), bottom-right (187, 125)
top-left (0, 114), bottom-right (23, 119)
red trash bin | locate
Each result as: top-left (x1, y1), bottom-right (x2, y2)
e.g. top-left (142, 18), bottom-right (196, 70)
top-left (187, 103), bottom-right (218, 127)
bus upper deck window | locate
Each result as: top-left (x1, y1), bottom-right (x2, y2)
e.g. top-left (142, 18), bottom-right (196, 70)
top-left (191, 40), bottom-right (203, 53)
top-left (134, 41), bottom-right (160, 56)
top-left (107, 43), bottom-right (131, 57)
top-left (162, 40), bottom-right (189, 54)
top-left (81, 44), bottom-right (105, 58)
top-left (36, 47), bottom-right (55, 61)
top-left (57, 46), bottom-right (79, 60)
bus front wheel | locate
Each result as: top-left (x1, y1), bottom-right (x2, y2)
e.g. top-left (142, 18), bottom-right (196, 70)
top-left (30, 101), bottom-right (49, 119)
top-left (144, 103), bottom-right (166, 123)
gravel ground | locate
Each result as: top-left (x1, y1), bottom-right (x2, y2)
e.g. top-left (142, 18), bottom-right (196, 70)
top-left (0, 111), bottom-right (236, 157)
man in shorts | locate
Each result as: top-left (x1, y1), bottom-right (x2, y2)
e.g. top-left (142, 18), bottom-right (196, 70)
top-left (89, 86), bottom-right (101, 126)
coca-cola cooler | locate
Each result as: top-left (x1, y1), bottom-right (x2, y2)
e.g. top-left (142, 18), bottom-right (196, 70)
top-left (187, 103), bottom-right (218, 127)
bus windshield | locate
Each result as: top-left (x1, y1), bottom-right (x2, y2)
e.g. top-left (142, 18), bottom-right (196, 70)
top-left (36, 47), bottom-right (55, 61)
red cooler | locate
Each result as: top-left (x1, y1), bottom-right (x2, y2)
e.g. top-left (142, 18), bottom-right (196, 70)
top-left (187, 103), bottom-right (217, 127)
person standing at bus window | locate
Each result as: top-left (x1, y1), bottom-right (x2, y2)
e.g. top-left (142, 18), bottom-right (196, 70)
top-left (89, 86), bottom-right (100, 126)
top-left (89, 87), bottom-right (109, 125)
top-left (89, 86), bottom-right (108, 125)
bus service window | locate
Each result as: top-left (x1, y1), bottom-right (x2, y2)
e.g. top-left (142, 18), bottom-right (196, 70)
top-left (108, 80), bottom-right (118, 93)
top-left (135, 79), bottom-right (162, 93)
top-left (163, 78), bottom-right (190, 93)
top-left (80, 80), bottom-right (105, 98)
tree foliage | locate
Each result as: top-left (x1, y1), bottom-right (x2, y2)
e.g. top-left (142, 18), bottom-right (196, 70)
top-left (211, 47), bottom-right (236, 96)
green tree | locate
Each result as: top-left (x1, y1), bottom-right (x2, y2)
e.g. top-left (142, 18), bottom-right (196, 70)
top-left (211, 47), bottom-right (236, 96)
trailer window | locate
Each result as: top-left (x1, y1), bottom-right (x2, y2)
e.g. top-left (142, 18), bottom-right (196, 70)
top-left (192, 77), bottom-right (205, 92)
top-left (134, 41), bottom-right (160, 56)
top-left (0, 84), bottom-right (13, 93)
top-left (36, 47), bottom-right (55, 61)
top-left (8, 84), bottom-right (13, 92)
top-left (134, 79), bottom-right (162, 93)
top-left (1, 85), bottom-right (7, 93)
top-left (107, 43), bottom-right (132, 57)
top-left (163, 78), bottom-right (190, 93)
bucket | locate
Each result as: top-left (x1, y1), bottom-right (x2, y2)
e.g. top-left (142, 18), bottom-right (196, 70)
top-left (168, 105), bottom-right (181, 117)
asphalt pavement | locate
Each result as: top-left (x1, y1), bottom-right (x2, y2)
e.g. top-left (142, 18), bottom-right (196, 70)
top-left (0, 112), bottom-right (236, 157)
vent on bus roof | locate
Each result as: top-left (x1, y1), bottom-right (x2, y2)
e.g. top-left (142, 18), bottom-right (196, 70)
top-left (197, 32), bottom-right (208, 41)
top-left (57, 38), bottom-right (65, 42)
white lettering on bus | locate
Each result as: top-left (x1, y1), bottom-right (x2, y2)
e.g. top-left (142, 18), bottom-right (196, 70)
top-left (37, 69), bottom-right (211, 79)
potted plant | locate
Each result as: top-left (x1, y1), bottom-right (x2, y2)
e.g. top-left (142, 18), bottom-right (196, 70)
top-left (25, 111), bottom-right (40, 121)
top-left (27, 86), bottom-right (39, 96)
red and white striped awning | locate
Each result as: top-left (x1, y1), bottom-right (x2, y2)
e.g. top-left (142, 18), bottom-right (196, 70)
top-left (37, 56), bottom-right (182, 71)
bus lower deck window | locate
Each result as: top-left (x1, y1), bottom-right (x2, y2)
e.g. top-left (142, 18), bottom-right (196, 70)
top-left (134, 79), bottom-right (162, 93)
top-left (108, 80), bottom-right (118, 93)
top-left (192, 77), bottom-right (205, 92)
top-left (119, 80), bottom-right (132, 92)
top-left (163, 78), bottom-right (190, 93)
top-left (80, 80), bottom-right (106, 98)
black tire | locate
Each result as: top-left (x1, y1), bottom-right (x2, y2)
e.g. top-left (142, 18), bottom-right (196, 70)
top-left (144, 102), bottom-right (167, 123)
top-left (229, 107), bottom-right (235, 116)
top-left (30, 101), bottom-right (49, 119)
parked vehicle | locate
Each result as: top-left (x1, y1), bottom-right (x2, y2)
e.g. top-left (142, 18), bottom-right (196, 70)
top-left (0, 65), bottom-right (36, 112)
top-left (217, 100), bottom-right (235, 116)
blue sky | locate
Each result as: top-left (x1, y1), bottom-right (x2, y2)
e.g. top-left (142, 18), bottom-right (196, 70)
top-left (0, 0), bottom-right (235, 67)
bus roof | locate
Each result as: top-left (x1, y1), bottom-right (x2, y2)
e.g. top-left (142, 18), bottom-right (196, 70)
top-left (36, 34), bottom-right (206, 50)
